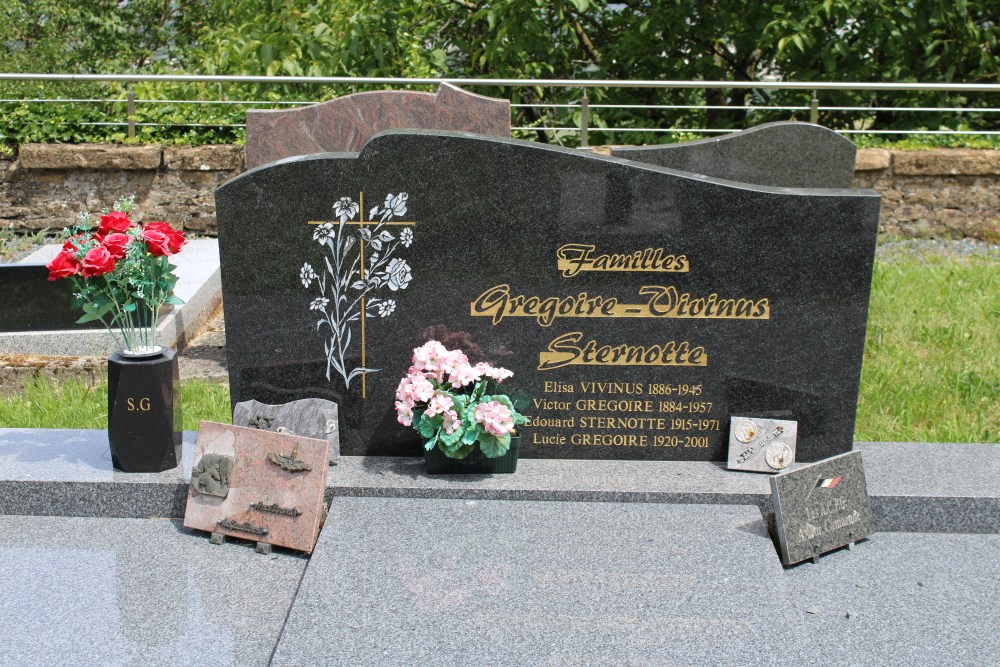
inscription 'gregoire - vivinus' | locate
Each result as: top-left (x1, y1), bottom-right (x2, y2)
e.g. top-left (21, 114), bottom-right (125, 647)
top-left (471, 284), bottom-right (770, 326)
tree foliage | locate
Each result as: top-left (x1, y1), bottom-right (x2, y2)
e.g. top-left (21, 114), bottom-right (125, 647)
top-left (0, 0), bottom-right (997, 145)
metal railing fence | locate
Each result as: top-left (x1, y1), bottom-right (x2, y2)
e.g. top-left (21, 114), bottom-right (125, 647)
top-left (1, 73), bottom-right (998, 146)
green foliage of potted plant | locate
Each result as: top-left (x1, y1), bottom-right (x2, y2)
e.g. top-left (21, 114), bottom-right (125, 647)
top-left (395, 341), bottom-right (527, 474)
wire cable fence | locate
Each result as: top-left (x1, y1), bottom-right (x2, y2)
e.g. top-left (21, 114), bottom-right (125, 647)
top-left (1, 73), bottom-right (998, 146)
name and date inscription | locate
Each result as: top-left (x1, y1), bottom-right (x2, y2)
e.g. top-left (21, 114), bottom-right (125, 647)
top-left (528, 381), bottom-right (719, 449)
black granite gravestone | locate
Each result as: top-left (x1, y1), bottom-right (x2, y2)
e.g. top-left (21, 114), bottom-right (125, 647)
top-left (611, 122), bottom-right (857, 189)
top-left (216, 130), bottom-right (879, 462)
top-left (0, 265), bottom-right (104, 332)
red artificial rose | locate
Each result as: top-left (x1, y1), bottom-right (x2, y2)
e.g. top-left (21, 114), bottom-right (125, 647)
top-left (81, 245), bottom-right (117, 277)
top-left (98, 211), bottom-right (134, 234)
top-left (61, 233), bottom-right (90, 254)
top-left (143, 222), bottom-right (186, 254)
top-left (102, 232), bottom-right (131, 259)
top-left (46, 250), bottom-right (81, 281)
top-left (141, 228), bottom-right (172, 256)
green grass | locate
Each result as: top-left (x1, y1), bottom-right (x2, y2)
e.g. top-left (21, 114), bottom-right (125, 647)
top-left (0, 376), bottom-right (232, 431)
top-left (856, 252), bottom-right (999, 443)
top-left (1, 253), bottom-right (997, 442)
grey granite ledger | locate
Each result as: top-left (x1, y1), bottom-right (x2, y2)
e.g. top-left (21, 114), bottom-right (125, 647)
top-left (611, 122), bottom-right (858, 188)
top-left (0, 515), bottom-right (307, 667)
top-left (217, 130), bottom-right (880, 462)
top-left (233, 398), bottom-right (340, 461)
top-left (772, 450), bottom-right (874, 565)
top-left (270, 498), bottom-right (787, 667)
top-left (245, 83), bottom-right (510, 168)
top-left (2, 430), bottom-right (997, 533)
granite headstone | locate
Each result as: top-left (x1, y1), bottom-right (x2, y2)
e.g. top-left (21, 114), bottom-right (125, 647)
top-left (771, 450), bottom-right (874, 565)
top-left (0, 264), bottom-right (104, 331)
top-left (611, 122), bottom-right (858, 189)
top-left (216, 130), bottom-right (880, 462)
top-left (245, 83), bottom-right (510, 169)
top-left (233, 398), bottom-right (340, 462)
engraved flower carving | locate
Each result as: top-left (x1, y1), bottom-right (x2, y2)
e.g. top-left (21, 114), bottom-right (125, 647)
top-left (313, 222), bottom-right (336, 243)
top-left (377, 299), bottom-right (396, 318)
top-left (384, 257), bottom-right (412, 291)
top-left (333, 197), bottom-right (359, 222)
top-left (300, 263), bottom-right (317, 288)
top-left (400, 227), bottom-right (413, 248)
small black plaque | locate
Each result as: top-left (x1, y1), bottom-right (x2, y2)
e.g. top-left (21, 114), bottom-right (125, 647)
top-left (770, 451), bottom-right (874, 565)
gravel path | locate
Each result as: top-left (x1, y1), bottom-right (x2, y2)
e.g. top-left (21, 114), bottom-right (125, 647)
top-left (876, 238), bottom-right (999, 263)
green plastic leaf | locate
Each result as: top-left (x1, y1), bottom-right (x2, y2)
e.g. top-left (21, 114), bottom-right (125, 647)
top-left (418, 415), bottom-right (438, 440)
top-left (443, 443), bottom-right (474, 460)
top-left (478, 433), bottom-right (510, 459)
top-left (438, 425), bottom-right (465, 447)
top-left (461, 425), bottom-right (480, 445)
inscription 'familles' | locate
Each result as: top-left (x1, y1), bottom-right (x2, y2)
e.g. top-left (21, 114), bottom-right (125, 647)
top-left (556, 244), bottom-right (689, 277)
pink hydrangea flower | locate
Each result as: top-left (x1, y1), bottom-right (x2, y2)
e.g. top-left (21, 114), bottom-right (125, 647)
top-left (424, 393), bottom-right (454, 418)
top-left (396, 372), bottom-right (434, 404)
top-left (448, 362), bottom-right (483, 389)
top-left (395, 400), bottom-right (414, 426)
top-left (474, 401), bottom-right (515, 437)
top-left (441, 410), bottom-right (461, 435)
top-left (410, 340), bottom-right (450, 381)
top-left (476, 362), bottom-right (514, 383)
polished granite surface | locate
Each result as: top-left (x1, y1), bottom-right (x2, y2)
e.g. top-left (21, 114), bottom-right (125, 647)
top-left (0, 515), bottom-right (307, 667)
top-left (1, 505), bottom-right (997, 666)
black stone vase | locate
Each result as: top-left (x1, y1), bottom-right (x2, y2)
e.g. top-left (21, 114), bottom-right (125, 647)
top-left (107, 349), bottom-right (182, 472)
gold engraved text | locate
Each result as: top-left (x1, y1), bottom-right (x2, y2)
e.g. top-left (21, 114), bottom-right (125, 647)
top-left (556, 244), bottom-right (689, 277)
top-left (537, 332), bottom-right (708, 370)
top-left (471, 284), bottom-right (768, 326)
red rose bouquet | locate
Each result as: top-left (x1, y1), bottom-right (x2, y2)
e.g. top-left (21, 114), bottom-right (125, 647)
top-left (46, 195), bottom-right (186, 354)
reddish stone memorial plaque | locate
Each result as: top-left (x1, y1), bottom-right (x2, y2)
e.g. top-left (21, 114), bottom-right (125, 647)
top-left (246, 82), bottom-right (511, 168)
top-left (183, 421), bottom-right (329, 553)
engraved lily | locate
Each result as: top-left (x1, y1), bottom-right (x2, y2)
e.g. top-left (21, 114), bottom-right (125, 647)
top-left (301, 193), bottom-right (413, 388)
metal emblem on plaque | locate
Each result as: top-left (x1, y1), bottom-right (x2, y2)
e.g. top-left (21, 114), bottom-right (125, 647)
top-left (727, 416), bottom-right (797, 473)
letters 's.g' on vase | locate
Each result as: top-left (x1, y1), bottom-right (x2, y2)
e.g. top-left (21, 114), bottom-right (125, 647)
top-left (107, 348), bottom-right (182, 472)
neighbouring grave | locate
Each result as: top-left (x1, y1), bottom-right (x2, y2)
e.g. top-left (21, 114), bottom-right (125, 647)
top-left (233, 397), bottom-right (341, 462)
top-left (611, 122), bottom-right (858, 189)
top-left (0, 239), bottom-right (221, 356)
top-left (771, 450), bottom-right (874, 565)
top-left (216, 130), bottom-right (880, 461)
top-left (245, 83), bottom-right (510, 169)
top-left (183, 421), bottom-right (329, 553)
top-left (0, 264), bottom-right (103, 331)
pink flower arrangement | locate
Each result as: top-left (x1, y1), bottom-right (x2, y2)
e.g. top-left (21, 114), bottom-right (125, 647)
top-left (396, 340), bottom-right (527, 460)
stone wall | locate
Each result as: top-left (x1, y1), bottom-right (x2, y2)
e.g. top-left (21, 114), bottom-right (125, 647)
top-left (854, 148), bottom-right (1000, 239)
top-left (2, 143), bottom-right (998, 239)
top-left (1, 144), bottom-right (243, 233)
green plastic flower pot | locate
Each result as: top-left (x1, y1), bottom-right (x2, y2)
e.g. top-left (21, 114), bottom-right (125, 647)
top-left (423, 435), bottom-right (521, 475)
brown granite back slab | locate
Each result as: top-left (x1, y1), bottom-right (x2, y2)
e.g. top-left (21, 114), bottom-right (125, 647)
top-left (245, 83), bottom-right (511, 168)
top-left (183, 421), bottom-right (329, 553)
